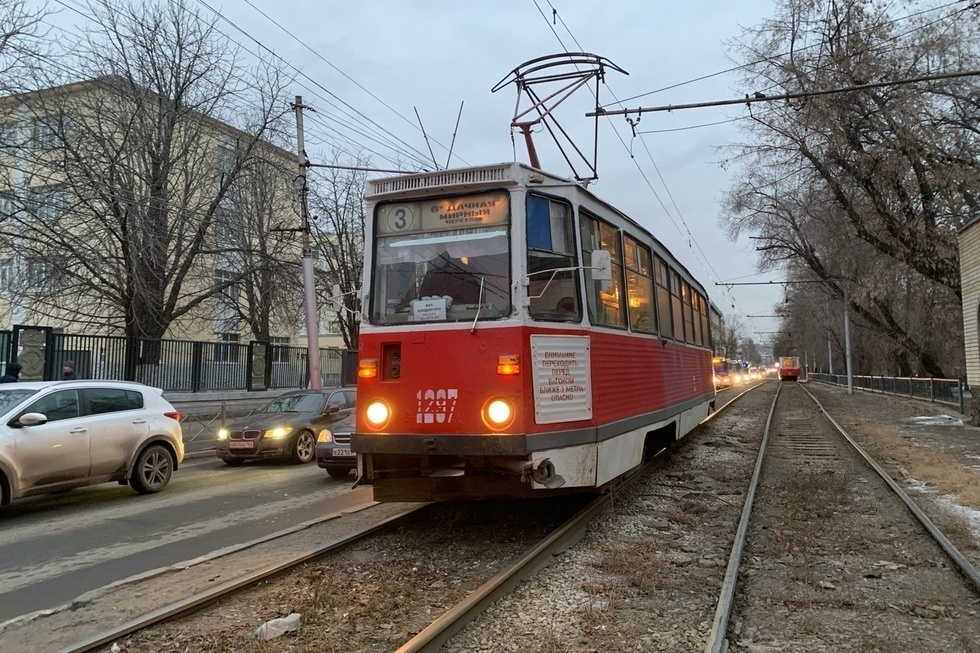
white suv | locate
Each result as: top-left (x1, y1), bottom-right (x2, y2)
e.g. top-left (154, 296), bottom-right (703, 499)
top-left (0, 381), bottom-right (184, 505)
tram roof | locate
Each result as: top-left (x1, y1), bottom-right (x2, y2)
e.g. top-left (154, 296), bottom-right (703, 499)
top-left (365, 162), bottom-right (710, 297)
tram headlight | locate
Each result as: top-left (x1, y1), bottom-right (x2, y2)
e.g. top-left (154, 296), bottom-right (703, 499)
top-left (482, 397), bottom-right (515, 430)
top-left (365, 400), bottom-right (391, 428)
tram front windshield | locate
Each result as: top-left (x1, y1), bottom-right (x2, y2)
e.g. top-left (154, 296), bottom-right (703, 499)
top-left (371, 192), bottom-right (511, 325)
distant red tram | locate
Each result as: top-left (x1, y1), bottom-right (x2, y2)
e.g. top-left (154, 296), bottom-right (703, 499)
top-left (779, 356), bottom-right (801, 381)
top-left (351, 163), bottom-right (715, 501)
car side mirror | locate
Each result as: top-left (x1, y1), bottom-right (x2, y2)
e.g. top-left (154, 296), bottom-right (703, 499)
top-left (18, 412), bottom-right (48, 427)
top-left (326, 405), bottom-right (340, 414)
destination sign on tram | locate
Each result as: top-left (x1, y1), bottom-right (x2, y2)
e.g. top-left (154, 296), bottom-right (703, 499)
top-left (376, 192), bottom-right (509, 235)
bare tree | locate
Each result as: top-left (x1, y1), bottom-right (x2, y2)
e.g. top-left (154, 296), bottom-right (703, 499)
top-left (0, 0), bottom-right (47, 95)
top-left (722, 0), bottom-right (977, 375)
top-left (217, 155), bottom-right (303, 341)
top-left (308, 156), bottom-right (367, 350)
top-left (3, 0), bottom-right (294, 343)
top-left (716, 313), bottom-right (745, 359)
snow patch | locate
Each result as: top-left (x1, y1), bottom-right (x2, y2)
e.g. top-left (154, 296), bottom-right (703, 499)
top-left (906, 415), bottom-right (963, 427)
top-left (905, 477), bottom-right (980, 538)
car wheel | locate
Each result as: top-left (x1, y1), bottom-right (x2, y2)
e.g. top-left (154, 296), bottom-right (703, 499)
top-left (326, 467), bottom-right (352, 478)
top-left (291, 430), bottom-right (316, 464)
top-left (131, 444), bottom-right (174, 494)
top-left (222, 458), bottom-right (246, 466)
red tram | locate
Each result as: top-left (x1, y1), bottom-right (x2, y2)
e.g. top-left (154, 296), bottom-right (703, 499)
top-left (779, 356), bottom-right (801, 381)
top-left (351, 163), bottom-right (715, 501)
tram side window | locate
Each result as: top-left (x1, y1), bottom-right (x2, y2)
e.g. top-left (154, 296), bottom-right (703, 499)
top-left (526, 195), bottom-right (581, 321)
top-left (692, 291), bottom-right (703, 346)
top-left (700, 296), bottom-right (710, 348)
top-left (580, 211), bottom-right (626, 328)
top-left (624, 235), bottom-right (656, 334)
top-left (682, 282), bottom-right (695, 343)
top-left (655, 258), bottom-right (672, 339)
top-left (670, 271), bottom-right (684, 340)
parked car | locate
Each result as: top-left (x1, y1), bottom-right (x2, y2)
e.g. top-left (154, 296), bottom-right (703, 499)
top-left (315, 412), bottom-right (356, 478)
top-left (0, 381), bottom-right (184, 505)
top-left (216, 387), bottom-right (356, 465)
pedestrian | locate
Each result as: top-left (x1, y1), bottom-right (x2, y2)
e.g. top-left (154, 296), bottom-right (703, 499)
top-left (62, 359), bottom-right (77, 380)
top-left (0, 362), bottom-right (22, 383)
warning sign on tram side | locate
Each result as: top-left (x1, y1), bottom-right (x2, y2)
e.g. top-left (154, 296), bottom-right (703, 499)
top-left (530, 334), bottom-right (592, 424)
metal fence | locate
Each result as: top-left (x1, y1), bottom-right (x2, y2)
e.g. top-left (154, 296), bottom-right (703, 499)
top-left (810, 373), bottom-right (968, 413)
top-left (0, 327), bottom-right (357, 392)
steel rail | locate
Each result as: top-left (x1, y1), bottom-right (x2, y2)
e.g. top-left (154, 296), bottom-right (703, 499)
top-left (704, 381), bottom-right (782, 653)
top-left (399, 381), bottom-right (770, 653)
top-left (56, 506), bottom-right (426, 653)
top-left (801, 385), bottom-right (980, 593)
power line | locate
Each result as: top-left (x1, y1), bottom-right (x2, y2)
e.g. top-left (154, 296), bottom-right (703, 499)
top-left (589, 68), bottom-right (980, 117)
top-left (192, 0), bottom-right (439, 169)
top-left (607, 0), bottom-right (974, 106)
top-left (239, 0), bottom-right (468, 167)
top-left (532, 0), bottom-right (756, 337)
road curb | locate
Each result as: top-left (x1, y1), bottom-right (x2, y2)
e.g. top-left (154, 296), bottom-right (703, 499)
top-left (183, 449), bottom-right (216, 460)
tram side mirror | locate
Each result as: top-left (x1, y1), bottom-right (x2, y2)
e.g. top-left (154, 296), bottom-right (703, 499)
top-left (591, 250), bottom-right (612, 281)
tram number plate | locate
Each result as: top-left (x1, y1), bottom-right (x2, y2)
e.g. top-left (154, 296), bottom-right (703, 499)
top-left (228, 441), bottom-right (254, 449)
top-left (331, 448), bottom-right (353, 457)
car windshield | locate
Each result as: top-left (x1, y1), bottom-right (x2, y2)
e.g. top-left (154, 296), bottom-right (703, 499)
top-left (0, 389), bottom-right (37, 413)
top-left (263, 393), bottom-right (325, 413)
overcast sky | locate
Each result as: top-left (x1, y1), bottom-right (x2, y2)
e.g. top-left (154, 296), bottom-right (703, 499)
top-left (60, 0), bottom-right (791, 355)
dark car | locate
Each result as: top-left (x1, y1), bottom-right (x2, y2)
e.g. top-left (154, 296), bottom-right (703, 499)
top-left (315, 413), bottom-right (356, 478)
top-left (216, 388), bottom-right (356, 465)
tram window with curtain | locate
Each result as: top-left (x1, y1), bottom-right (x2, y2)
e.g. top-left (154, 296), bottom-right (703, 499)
top-left (655, 258), bottom-right (672, 339)
top-left (670, 271), bottom-right (684, 340)
top-left (526, 195), bottom-right (581, 321)
top-left (580, 211), bottom-right (626, 328)
top-left (624, 235), bottom-right (656, 334)
top-left (682, 281), bottom-right (695, 343)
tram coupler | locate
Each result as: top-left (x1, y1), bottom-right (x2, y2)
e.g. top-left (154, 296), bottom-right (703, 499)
top-left (493, 457), bottom-right (566, 489)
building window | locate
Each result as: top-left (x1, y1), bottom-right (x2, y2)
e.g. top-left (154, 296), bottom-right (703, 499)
top-left (215, 205), bottom-right (240, 248)
top-left (624, 235), bottom-right (656, 334)
top-left (526, 194), bottom-right (581, 322)
top-left (270, 336), bottom-right (290, 363)
top-left (0, 258), bottom-right (12, 293)
top-left (26, 258), bottom-right (62, 291)
top-left (214, 268), bottom-right (239, 305)
top-left (0, 192), bottom-right (19, 220)
top-left (31, 185), bottom-right (68, 220)
top-left (33, 114), bottom-right (68, 150)
top-left (215, 137), bottom-right (237, 190)
top-left (0, 122), bottom-right (20, 151)
top-left (215, 333), bottom-right (240, 363)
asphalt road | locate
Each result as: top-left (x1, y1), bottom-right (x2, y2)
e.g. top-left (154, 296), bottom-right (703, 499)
top-left (0, 456), bottom-right (368, 624)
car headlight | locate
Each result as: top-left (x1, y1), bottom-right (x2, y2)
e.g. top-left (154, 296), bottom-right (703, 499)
top-left (317, 429), bottom-right (332, 443)
top-left (217, 428), bottom-right (229, 440)
top-left (263, 426), bottom-right (293, 439)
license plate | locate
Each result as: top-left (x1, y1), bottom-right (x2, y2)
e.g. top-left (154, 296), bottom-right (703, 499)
top-left (228, 441), bottom-right (254, 449)
top-left (331, 448), bottom-right (353, 457)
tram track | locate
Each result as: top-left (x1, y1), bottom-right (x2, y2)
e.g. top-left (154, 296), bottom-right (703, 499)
top-left (49, 383), bottom-right (768, 653)
top-left (705, 382), bottom-right (980, 653)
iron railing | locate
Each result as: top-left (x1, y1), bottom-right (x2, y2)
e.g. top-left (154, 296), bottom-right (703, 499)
top-left (810, 373), bottom-right (968, 413)
top-left (0, 329), bottom-right (357, 392)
